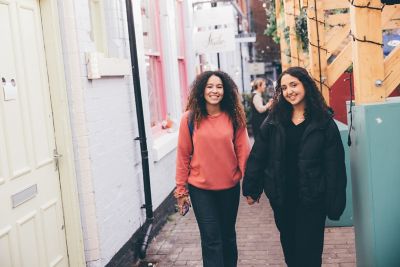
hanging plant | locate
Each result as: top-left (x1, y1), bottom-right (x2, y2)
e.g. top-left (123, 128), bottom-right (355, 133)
top-left (264, 9), bottom-right (279, 43)
top-left (282, 26), bottom-right (291, 62)
top-left (264, 0), bottom-right (282, 44)
top-left (295, 8), bottom-right (309, 52)
top-left (283, 26), bottom-right (290, 44)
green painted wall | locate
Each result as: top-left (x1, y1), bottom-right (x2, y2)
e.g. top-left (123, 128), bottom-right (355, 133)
top-left (326, 120), bottom-right (353, 227)
top-left (349, 98), bottom-right (400, 266)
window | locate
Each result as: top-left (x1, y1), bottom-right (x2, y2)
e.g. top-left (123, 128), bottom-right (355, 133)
top-left (89, 0), bottom-right (108, 54)
top-left (87, 1), bottom-right (131, 79)
top-left (175, 0), bottom-right (189, 110)
top-left (141, 0), bottom-right (167, 128)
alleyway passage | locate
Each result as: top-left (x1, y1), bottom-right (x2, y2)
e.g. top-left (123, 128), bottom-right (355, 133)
top-left (137, 193), bottom-right (356, 267)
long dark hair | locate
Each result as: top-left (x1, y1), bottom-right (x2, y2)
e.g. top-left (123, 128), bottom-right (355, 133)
top-left (186, 70), bottom-right (246, 129)
top-left (270, 66), bottom-right (331, 123)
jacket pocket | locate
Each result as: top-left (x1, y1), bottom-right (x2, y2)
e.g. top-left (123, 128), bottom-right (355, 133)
top-left (300, 166), bottom-right (325, 204)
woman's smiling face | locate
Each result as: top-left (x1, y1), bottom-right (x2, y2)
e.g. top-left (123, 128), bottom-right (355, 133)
top-left (204, 75), bottom-right (224, 106)
top-left (280, 74), bottom-right (306, 107)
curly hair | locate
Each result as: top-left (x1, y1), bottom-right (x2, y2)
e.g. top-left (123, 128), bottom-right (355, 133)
top-left (185, 70), bottom-right (247, 129)
top-left (270, 66), bottom-right (331, 123)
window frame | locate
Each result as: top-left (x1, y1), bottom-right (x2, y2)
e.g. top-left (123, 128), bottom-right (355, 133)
top-left (141, 0), bottom-right (168, 130)
top-left (175, 0), bottom-right (189, 110)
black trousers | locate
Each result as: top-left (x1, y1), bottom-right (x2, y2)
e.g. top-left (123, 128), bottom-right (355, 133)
top-left (188, 183), bottom-right (240, 267)
top-left (270, 197), bottom-right (326, 267)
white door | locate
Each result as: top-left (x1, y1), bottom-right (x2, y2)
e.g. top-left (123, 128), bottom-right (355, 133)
top-left (0, 0), bottom-right (69, 266)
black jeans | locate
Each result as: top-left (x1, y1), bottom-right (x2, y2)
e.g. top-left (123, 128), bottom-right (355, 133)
top-left (270, 197), bottom-right (326, 267)
top-left (188, 183), bottom-right (240, 267)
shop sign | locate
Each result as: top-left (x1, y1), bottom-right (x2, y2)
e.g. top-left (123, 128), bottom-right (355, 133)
top-left (248, 62), bottom-right (265, 75)
top-left (194, 28), bottom-right (235, 54)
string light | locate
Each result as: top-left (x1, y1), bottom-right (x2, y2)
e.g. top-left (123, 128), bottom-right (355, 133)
top-left (348, 0), bottom-right (385, 11)
top-left (311, 77), bottom-right (332, 92)
top-left (309, 42), bottom-right (328, 53)
top-left (279, 51), bottom-right (306, 63)
top-left (307, 15), bottom-right (346, 29)
top-left (349, 31), bottom-right (384, 47)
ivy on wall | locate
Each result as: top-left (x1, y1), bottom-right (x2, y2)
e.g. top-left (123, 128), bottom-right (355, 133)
top-left (295, 8), bottom-right (308, 52)
top-left (264, 0), bottom-right (309, 55)
top-left (264, 1), bottom-right (280, 44)
top-left (264, 0), bottom-right (280, 43)
top-left (283, 26), bottom-right (291, 63)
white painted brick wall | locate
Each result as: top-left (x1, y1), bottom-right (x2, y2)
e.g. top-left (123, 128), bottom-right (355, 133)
top-left (151, 151), bottom-right (177, 208)
top-left (59, 0), bottom-right (179, 266)
top-left (85, 78), bottom-right (144, 265)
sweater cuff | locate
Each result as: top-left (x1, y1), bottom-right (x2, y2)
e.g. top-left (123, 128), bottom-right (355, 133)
top-left (174, 186), bottom-right (189, 198)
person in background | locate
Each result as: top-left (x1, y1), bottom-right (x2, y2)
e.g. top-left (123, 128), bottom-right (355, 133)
top-left (243, 67), bottom-right (347, 267)
top-left (250, 78), bottom-right (273, 137)
top-left (175, 70), bottom-right (250, 267)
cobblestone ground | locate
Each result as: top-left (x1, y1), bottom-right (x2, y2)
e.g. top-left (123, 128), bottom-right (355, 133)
top-left (135, 194), bottom-right (356, 267)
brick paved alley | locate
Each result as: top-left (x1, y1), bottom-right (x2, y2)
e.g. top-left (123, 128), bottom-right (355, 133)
top-left (136, 193), bottom-right (356, 267)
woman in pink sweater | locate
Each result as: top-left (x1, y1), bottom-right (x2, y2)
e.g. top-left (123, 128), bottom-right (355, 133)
top-left (175, 70), bottom-right (250, 267)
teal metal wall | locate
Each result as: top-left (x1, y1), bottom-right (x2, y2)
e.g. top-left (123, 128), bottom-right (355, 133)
top-left (349, 98), bottom-right (400, 266)
top-left (326, 120), bottom-right (353, 227)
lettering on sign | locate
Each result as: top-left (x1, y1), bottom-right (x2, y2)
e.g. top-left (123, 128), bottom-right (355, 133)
top-left (195, 28), bottom-right (235, 54)
top-left (208, 32), bottom-right (224, 47)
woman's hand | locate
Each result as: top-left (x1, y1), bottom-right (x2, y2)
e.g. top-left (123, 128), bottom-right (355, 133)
top-left (246, 196), bottom-right (258, 205)
top-left (176, 195), bottom-right (191, 216)
top-left (266, 98), bottom-right (273, 110)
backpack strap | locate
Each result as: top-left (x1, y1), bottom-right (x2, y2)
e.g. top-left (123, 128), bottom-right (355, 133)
top-left (188, 111), bottom-right (195, 139)
top-left (187, 112), bottom-right (195, 156)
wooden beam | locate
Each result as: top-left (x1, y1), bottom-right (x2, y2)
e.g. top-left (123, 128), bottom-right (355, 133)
top-left (326, 13), bottom-right (349, 26)
top-left (325, 25), bottom-right (351, 57)
top-left (318, 0), bottom-right (350, 10)
top-left (384, 45), bottom-right (400, 97)
top-left (382, 5), bottom-right (400, 29)
top-left (300, 0), bottom-right (308, 8)
top-left (327, 43), bottom-right (352, 87)
top-left (276, 0), bottom-right (290, 70)
top-left (301, 51), bottom-right (309, 69)
top-left (383, 19), bottom-right (400, 30)
top-left (284, 0), bottom-right (301, 66)
top-left (295, 1), bottom-right (308, 68)
top-left (382, 5), bottom-right (400, 23)
top-left (296, 1), bottom-right (309, 68)
top-left (350, 0), bottom-right (385, 104)
top-left (325, 28), bottom-right (337, 44)
top-left (322, 0), bottom-right (349, 10)
top-left (306, 0), bottom-right (329, 103)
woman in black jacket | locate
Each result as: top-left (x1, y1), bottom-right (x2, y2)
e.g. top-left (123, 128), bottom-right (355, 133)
top-left (242, 67), bottom-right (346, 267)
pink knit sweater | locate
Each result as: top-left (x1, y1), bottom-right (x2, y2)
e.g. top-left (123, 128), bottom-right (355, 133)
top-left (175, 111), bottom-right (250, 195)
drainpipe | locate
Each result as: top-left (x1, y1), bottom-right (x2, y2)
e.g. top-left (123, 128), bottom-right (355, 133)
top-left (125, 0), bottom-right (154, 259)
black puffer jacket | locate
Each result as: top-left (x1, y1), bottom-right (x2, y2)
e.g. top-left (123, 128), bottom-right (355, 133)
top-left (243, 114), bottom-right (347, 221)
